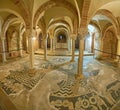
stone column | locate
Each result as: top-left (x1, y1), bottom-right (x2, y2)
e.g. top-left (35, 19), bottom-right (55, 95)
top-left (68, 37), bottom-right (71, 52)
top-left (1, 38), bottom-right (7, 63)
top-left (77, 28), bottom-right (87, 79)
top-left (24, 30), bottom-right (29, 53)
top-left (43, 35), bottom-right (47, 60)
top-left (71, 34), bottom-right (76, 62)
top-left (27, 27), bottom-right (34, 68)
top-left (50, 38), bottom-right (53, 51)
top-left (19, 24), bottom-right (24, 57)
top-left (70, 38), bottom-right (72, 53)
top-left (117, 38), bottom-right (120, 67)
top-left (19, 34), bottom-right (23, 57)
top-left (91, 32), bottom-right (95, 53)
top-left (53, 38), bottom-right (55, 52)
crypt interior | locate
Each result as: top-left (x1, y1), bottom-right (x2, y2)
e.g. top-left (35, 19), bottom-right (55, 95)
top-left (0, 0), bottom-right (120, 110)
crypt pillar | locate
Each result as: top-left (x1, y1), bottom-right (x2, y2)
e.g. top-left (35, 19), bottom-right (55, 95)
top-left (1, 37), bottom-right (7, 63)
top-left (91, 32), bottom-right (95, 53)
top-left (26, 27), bottom-right (34, 68)
top-left (50, 38), bottom-right (53, 51)
top-left (117, 38), bottom-right (120, 67)
top-left (71, 34), bottom-right (76, 62)
top-left (43, 34), bottom-right (47, 60)
top-left (77, 28), bottom-right (88, 79)
top-left (19, 33), bottom-right (23, 57)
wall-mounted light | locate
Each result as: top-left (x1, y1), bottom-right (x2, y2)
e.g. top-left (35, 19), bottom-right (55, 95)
top-left (32, 37), bottom-right (36, 40)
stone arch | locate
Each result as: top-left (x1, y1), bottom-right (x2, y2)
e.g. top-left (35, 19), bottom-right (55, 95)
top-left (6, 26), bottom-right (19, 57)
top-left (0, 9), bottom-right (25, 23)
top-left (3, 17), bottom-right (20, 38)
top-left (10, 0), bottom-right (30, 27)
top-left (54, 28), bottom-right (69, 50)
top-left (48, 20), bottom-right (72, 33)
top-left (102, 26), bottom-right (117, 59)
top-left (91, 9), bottom-right (119, 37)
top-left (33, 0), bottom-right (78, 27)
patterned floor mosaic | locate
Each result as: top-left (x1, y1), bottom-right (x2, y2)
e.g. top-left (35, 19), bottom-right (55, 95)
top-left (49, 79), bottom-right (120, 110)
top-left (0, 68), bottom-right (46, 95)
top-left (0, 55), bottom-right (120, 110)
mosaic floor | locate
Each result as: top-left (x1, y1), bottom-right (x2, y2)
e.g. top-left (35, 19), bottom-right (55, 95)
top-left (0, 55), bottom-right (120, 110)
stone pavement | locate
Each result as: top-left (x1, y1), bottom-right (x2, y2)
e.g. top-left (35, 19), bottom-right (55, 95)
top-left (0, 55), bottom-right (120, 110)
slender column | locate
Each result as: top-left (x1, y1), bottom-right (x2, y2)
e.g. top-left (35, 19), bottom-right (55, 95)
top-left (71, 34), bottom-right (76, 62)
top-left (117, 39), bottom-right (120, 57)
top-left (50, 38), bottom-right (53, 51)
top-left (117, 38), bottom-right (120, 67)
top-left (24, 30), bottom-right (29, 53)
top-left (19, 34), bottom-right (23, 57)
top-left (77, 38), bottom-right (84, 77)
top-left (68, 38), bottom-right (71, 52)
top-left (27, 27), bottom-right (34, 68)
top-left (70, 38), bottom-right (72, 53)
top-left (1, 38), bottom-right (7, 63)
top-left (91, 32), bottom-right (95, 53)
top-left (19, 24), bottom-right (24, 57)
top-left (77, 28), bottom-right (88, 78)
top-left (43, 35), bottom-right (47, 60)
top-left (53, 38), bottom-right (55, 52)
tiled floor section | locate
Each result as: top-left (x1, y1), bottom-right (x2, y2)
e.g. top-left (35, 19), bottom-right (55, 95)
top-left (0, 55), bottom-right (120, 110)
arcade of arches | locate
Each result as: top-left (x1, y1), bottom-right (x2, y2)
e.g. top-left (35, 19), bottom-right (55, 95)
top-left (0, 0), bottom-right (120, 110)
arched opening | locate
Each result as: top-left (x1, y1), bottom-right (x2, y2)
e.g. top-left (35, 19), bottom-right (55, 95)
top-left (84, 24), bottom-right (100, 54)
top-left (57, 34), bottom-right (67, 43)
top-left (6, 26), bottom-right (19, 57)
top-left (85, 32), bottom-right (91, 53)
top-left (102, 30), bottom-right (117, 59)
top-left (38, 33), bottom-right (43, 49)
top-left (55, 31), bottom-right (68, 50)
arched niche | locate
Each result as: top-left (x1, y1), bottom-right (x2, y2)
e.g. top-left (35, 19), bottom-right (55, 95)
top-left (57, 33), bottom-right (67, 43)
top-left (6, 26), bottom-right (19, 57)
top-left (55, 31), bottom-right (68, 49)
top-left (102, 30), bottom-right (117, 59)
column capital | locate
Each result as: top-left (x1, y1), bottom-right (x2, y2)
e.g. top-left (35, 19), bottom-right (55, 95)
top-left (71, 34), bottom-right (77, 40)
top-left (78, 28), bottom-right (88, 39)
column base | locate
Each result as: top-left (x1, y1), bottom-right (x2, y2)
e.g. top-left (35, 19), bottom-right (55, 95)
top-left (75, 73), bottom-right (84, 80)
top-left (28, 68), bottom-right (37, 77)
top-left (2, 60), bottom-right (7, 64)
top-left (70, 59), bottom-right (75, 62)
top-left (44, 58), bottom-right (47, 61)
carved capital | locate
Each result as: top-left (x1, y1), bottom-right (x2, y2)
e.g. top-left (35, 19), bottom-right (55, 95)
top-left (71, 34), bottom-right (77, 40)
top-left (78, 28), bottom-right (88, 39)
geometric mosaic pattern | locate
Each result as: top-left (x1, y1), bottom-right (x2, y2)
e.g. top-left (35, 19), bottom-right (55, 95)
top-left (0, 68), bottom-right (46, 95)
top-left (49, 58), bottom-right (120, 110)
top-left (0, 55), bottom-right (120, 110)
top-left (50, 78), bottom-right (120, 110)
top-left (51, 76), bottom-right (75, 97)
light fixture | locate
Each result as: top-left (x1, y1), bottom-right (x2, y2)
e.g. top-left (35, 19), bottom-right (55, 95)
top-left (32, 37), bottom-right (36, 40)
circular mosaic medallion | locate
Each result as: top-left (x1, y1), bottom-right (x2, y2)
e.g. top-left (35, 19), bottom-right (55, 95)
top-left (89, 96), bottom-right (97, 105)
top-left (81, 99), bottom-right (89, 108)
